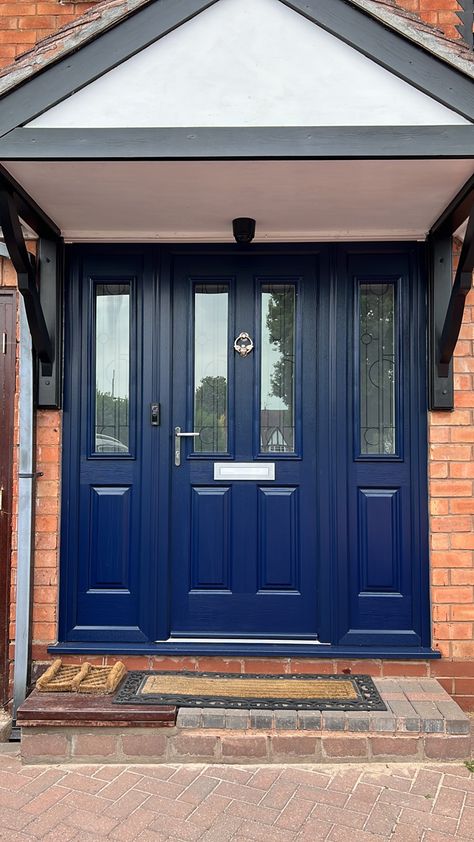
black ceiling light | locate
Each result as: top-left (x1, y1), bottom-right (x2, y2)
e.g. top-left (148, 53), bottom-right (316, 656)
top-left (232, 217), bottom-right (256, 244)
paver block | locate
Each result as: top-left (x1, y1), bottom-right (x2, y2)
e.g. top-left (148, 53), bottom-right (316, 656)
top-left (322, 713), bottom-right (346, 731)
top-left (411, 702), bottom-right (445, 733)
top-left (202, 708), bottom-right (226, 728)
top-left (250, 710), bottom-right (274, 730)
top-left (274, 710), bottom-right (298, 730)
top-left (346, 712), bottom-right (370, 732)
top-left (435, 700), bottom-right (470, 734)
top-left (370, 713), bottom-right (397, 732)
top-left (225, 709), bottom-right (250, 729)
top-left (297, 710), bottom-right (322, 730)
top-left (176, 708), bottom-right (202, 728)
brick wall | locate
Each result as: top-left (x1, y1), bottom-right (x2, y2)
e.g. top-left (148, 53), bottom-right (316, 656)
top-left (429, 244), bottom-right (474, 709)
top-left (395, 0), bottom-right (465, 40)
top-left (0, 0), bottom-right (95, 66)
top-left (0, 0), bottom-right (469, 70)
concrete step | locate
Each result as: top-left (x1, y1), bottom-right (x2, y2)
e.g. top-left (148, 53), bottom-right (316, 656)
top-left (18, 679), bottom-right (473, 764)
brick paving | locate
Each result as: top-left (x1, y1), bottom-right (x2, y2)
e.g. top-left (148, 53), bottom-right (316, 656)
top-left (1, 746), bottom-right (474, 840)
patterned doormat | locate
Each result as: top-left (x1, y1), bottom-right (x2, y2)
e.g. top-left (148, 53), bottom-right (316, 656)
top-left (113, 671), bottom-right (386, 711)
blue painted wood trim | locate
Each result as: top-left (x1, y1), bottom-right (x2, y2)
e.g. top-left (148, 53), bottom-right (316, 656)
top-left (48, 642), bottom-right (441, 659)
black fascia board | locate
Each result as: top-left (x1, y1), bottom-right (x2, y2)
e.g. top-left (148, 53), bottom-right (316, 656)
top-left (282, 0), bottom-right (474, 122)
top-left (0, 163), bottom-right (60, 239)
top-left (0, 126), bottom-right (473, 160)
top-left (0, 0), bottom-right (220, 140)
top-left (0, 0), bottom-right (473, 142)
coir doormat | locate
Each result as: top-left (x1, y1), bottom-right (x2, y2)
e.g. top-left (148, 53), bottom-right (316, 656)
top-left (113, 671), bottom-right (386, 711)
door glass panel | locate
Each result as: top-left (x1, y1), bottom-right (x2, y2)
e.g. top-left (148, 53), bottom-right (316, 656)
top-left (94, 283), bottom-right (130, 454)
top-left (359, 282), bottom-right (396, 455)
top-left (194, 284), bottom-right (228, 453)
top-left (260, 284), bottom-right (296, 454)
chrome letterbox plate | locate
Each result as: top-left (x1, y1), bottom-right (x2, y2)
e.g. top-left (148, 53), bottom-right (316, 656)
top-left (213, 462), bottom-right (275, 481)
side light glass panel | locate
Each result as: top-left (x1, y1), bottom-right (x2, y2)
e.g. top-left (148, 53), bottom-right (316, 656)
top-left (260, 284), bottom-right (296, 454)
top-left (359, 283), bottom-right (396, 455)
top-left (94, 283), bottom-right (130, 454)
top-left (194, 284), bottom-right (229, 453)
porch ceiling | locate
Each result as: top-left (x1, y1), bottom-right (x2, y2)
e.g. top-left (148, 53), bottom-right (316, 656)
top-left (2, 158), bottom-right (473, 242)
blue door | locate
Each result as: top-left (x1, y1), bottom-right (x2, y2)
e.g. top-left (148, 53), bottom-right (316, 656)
top-left (60, 245), bottom-right (429, 651)
top-left (170, 254), bottom-right (324, 638)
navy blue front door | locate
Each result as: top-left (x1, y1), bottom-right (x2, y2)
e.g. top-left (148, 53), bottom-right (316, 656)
top-left (170, 254), bottom-right (322, 638)
top-left (60, 245), bottom-right (429, 651)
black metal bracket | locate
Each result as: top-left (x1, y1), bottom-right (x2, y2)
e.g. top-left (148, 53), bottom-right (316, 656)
top-left (429, 177), bottom-right (474, 410)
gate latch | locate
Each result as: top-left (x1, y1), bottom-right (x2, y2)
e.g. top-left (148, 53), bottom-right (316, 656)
top-left (151, 403), bottom-right (160, 426)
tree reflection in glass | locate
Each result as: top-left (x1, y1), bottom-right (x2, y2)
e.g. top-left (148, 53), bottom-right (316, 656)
top-left (260, 285), bottom-right (295, 454)
top-left (194, 285), bottom-right (228, 453)
top-left (95, 283), bottom-right (130, 454)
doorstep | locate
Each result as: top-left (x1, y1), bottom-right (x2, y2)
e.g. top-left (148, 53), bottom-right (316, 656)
top-left (18, 679), bottom-right (473, 765)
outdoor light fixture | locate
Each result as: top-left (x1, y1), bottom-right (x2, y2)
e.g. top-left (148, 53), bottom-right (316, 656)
top-left (232, 217), bottom-right (256, 243)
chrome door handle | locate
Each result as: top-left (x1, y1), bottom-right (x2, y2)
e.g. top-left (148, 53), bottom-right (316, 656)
top-left (174, 427), bottom-right (200, 466)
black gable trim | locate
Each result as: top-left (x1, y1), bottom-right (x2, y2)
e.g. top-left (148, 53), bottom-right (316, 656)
top-left (282, 0), bottom-right (474, 121)
top-left (0, 126), bottom-right (473, 159)
top-left (0, 0), bottom-right (220, 139)
top-left (0, 0), bottom-right (472, 141)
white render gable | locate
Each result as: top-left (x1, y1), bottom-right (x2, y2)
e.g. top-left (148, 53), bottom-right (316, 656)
top-left (28, 0), bottom-right (468, 129)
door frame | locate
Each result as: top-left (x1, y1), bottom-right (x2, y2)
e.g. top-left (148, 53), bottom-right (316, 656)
top-left (57, 242), bottom-right (432, 658)
top-left (0, 290), bottom-right (16, 704)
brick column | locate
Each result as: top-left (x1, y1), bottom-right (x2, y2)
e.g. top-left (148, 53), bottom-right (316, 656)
top-left (429, 236), bottom-right (474, 705)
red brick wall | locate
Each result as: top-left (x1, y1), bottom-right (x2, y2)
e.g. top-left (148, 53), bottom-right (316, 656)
top-left (0, 0), bottom-right (468, 70)
top-left (394, 0), bottom-right (464, 40)
top-left (429, 234), bottom-right (474, 708)
top-left (0, 0), bottom-right (95, 66)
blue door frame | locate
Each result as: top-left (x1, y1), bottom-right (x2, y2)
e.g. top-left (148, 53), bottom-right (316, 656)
top-left (56, 243), bottom-right (434, 658)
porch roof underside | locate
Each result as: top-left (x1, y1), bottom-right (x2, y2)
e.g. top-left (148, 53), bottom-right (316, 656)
top-left (2, 156), bottom-right (473, 242)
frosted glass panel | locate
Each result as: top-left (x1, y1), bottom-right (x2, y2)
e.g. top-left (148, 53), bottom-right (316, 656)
top-left (260, 285), bottom-right (295, 454)
top-left (359, 283), bottom-right (396, 455)
top-left (95, 283), bottom-right (130, 454)
top-left (194, 284), bottom-right (228, 453)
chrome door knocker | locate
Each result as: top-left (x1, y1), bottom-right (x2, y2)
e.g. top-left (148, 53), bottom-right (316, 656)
top-left (234, 332), bottom-right (254, 357)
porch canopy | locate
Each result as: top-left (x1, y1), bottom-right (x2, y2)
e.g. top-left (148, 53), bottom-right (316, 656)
top-left (0, 0), bottom-right (472, 242)
top-left (0, 0), bottom-right (473, 402)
